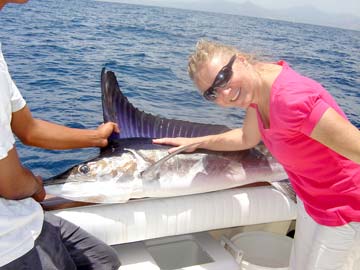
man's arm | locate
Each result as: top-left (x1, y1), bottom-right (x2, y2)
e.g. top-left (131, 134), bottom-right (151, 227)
top-left (2, 104), bottom-right (117, 202)
top-left (0, 146), bottom-right (45, 201)
top-left (11, 105), bottom-right (119, 149)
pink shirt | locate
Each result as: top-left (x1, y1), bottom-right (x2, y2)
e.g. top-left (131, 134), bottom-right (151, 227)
top-left (252, 61), bottom-right (360, 226)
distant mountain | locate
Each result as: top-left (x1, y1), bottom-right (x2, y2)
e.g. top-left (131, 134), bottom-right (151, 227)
top-left (104, 0), bottom-right (360, 31)
top-left (262, 4), bottom-right (360, 31)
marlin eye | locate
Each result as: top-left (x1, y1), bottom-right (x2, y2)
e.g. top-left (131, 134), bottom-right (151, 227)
top-left (79, 165), bottom-right (90, 174)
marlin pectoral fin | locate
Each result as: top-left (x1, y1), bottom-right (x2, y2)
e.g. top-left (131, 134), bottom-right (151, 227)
top-left (139, 142), bottom-right (202, 181)
top-left (270, 179), bottom-right (297, 203)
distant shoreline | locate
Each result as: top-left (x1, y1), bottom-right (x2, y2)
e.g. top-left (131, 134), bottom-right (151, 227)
top-left (98, 0), bottom-right (360, 32)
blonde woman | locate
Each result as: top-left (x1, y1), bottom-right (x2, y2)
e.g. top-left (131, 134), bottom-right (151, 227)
top-left (154, 39), bottom-right (360, 269)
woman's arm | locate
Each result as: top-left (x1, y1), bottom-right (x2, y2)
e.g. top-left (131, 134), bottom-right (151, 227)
top-left (311, 107), bottom-right (360, 164)
top-left (153, 107), bottom-right (261, 153)
top-left (11, 105), bottom-right (119, 149)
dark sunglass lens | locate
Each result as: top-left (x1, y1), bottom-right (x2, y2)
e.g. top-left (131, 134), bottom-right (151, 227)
top-left (214, 68), bottom-right (232, 88)
top-left (203, 88), bottom-right (217, 101)
top-left (202, 55), bottom-right (236, 102)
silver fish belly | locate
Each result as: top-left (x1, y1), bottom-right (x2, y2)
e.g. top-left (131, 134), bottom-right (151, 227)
top-left (45, 141), bottom-right (287, 203)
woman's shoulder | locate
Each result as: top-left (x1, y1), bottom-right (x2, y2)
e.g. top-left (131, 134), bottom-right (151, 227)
top-left (272, 62), bottom-right (325, 104)
top-left (270, 64), bottom-right (327, 124)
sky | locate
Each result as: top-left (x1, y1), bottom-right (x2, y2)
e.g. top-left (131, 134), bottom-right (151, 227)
top-left (228, 0), bottom-right (359, 16)
top-left (239, 0), bottom-right (360, 16)
top-left (131, 0), bottom-right (360, 17)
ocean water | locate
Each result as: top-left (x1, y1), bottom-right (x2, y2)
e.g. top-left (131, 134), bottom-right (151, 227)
top-left (1, 0), bottom-right (359, 179)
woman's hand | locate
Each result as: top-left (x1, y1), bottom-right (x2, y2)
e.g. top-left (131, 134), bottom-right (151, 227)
top-left (153, 137), bottom-right (202, 153)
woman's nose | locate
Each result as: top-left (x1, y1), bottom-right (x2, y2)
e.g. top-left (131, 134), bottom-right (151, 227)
top-left (217, 87), bottom-right (232, 98)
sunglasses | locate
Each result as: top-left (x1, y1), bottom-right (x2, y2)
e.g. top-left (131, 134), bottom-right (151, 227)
top-left (203, 55), bottom-right (236, 101)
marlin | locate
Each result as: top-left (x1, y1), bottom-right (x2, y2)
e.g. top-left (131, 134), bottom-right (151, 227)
top-left (44, 68), bottom-right (294, 203)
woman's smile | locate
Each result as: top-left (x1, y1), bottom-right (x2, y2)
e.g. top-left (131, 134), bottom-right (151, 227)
top-left (230, 88), bottom-right (241, 102)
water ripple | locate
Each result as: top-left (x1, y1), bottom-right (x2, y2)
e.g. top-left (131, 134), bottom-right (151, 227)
top-left (1, 0), bottom-right (359, 178)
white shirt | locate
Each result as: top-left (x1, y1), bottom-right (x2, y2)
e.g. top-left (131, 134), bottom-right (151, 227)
top-left (0, 44), bottom-right (44, 267)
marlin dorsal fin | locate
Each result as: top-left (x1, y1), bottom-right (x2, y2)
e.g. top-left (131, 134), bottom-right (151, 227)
top-left (101, 68), bottom-right (231, 140)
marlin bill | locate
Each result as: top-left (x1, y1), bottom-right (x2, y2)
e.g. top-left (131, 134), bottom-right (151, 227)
top-left (44, 69), bottom-right (291, 203)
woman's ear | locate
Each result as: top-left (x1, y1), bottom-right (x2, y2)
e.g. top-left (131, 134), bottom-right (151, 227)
top-left (236, 55), bottom-right (248, 67)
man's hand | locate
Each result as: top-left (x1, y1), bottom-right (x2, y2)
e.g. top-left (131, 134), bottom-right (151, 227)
top-left (96, 122), bottom-right (120, 147)
top-left (12, 106), bottom-right (121, 150)
top-left (32, 175), bottom-right (46, 202)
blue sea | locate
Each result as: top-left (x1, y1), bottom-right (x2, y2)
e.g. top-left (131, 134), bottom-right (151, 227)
top-left (1, 0), bottom-right (360, 179)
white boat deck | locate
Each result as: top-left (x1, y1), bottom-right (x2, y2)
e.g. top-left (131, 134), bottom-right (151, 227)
top-left (51, 185), bottom-right (296, 246)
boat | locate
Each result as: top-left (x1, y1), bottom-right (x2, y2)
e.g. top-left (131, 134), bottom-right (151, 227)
top-left (43, 182), bottom-right (296, 269)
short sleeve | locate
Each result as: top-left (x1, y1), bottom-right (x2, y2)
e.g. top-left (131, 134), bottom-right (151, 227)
top-left (0, 50), bottom-right (26, 159)
top-left (300, 99), bottom-right (330, 136)
top-left (273, 84), bottom-right (328, 134)
top-left (0, 94), bottom-right (15, 160)
top-left (10, 79), bottom-right (26, 112)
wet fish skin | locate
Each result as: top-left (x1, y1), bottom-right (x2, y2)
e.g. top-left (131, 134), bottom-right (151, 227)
top-left (139, 141), bottom-right (203, 181)
top-left (45, 138), bottom-right (288, 203)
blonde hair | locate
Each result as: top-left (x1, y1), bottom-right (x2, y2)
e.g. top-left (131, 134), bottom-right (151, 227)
top-left (187, 39), bottom-right (255, 81)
